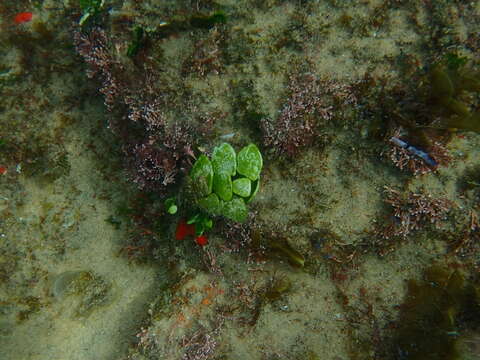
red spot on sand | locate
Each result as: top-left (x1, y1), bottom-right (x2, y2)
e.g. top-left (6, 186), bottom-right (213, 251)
top-left (14, 12), bottom-right (33, 24)
top-left (195, 235), bottom-right (208, 247)
top-left (175, 219), bottom-right (195, 240)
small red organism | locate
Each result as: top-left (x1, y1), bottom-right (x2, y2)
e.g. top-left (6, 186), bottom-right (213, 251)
top-left (195, 235), bottom-right (208, 246)
top-left (0, 166), bottom-right (6, 175)
top-left (175, 219), bottom-right (195, 240)
top-left (14, 12), bottom-right (33, 24)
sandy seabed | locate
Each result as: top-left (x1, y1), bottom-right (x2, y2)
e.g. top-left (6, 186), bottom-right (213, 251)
top-left (1, 1), bottom-right (480, 359)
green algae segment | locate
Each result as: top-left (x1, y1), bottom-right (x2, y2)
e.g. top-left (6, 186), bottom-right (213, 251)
top-left (237, 144), bottom-right (263, 181)
top-left (190, 154), bottom-right (214, 197)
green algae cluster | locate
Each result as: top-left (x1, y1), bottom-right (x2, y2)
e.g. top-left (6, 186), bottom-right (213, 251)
top-left (123, 10), bottom-right (226, 58)
top-left (189, 143), bottom-right (262, 222)
top-left (133, 11), bottom-right (227, 44)
top-left (392, 265), bottom-right (480, 360)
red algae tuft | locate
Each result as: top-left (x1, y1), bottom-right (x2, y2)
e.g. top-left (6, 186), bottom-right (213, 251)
top-left (14, 12), bottom-right (33, 24)
top-left (175, 219), bottom-right (196, 240)
top-left (195, 235), bottom-right (208, 246)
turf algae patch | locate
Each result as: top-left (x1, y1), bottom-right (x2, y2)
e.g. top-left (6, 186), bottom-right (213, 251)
top-left (51, 270), bottom-right (115, 318)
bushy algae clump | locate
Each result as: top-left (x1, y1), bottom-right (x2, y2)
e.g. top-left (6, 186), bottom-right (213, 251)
top-left (426, 60), bottom-right (480, 133)
top-left (400, 56), bottom-right (480, 137)
top-left (360, 54), bottom-right (480, 176)
top-left (391, 265), bottom-right (480, 360)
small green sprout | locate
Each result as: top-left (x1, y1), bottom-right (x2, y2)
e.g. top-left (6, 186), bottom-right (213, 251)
top-left (79, 0), bottom-right (105, 26)
top-left (187, 213), bottom-right (213, 236)
top-left (127, 26), bottom-right (147, 57)
top-left (445, 53), bottom-right (468, 71)
top-left (164, 197), bottom-right (178, 215)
